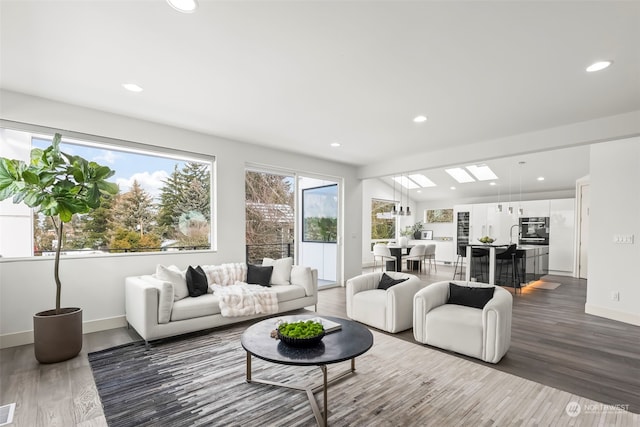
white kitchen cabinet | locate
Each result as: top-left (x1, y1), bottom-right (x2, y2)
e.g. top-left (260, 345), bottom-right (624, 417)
top-left (548, 198), bottom-right (575, 274)
top-left (469, 203), bottom-right (518, 245)
top-left (520, 200), bottom-right (550, 217)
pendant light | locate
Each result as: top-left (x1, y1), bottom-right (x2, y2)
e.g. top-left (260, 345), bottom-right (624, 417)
top-left (518, 161), bottom-right (525, 216)
top-left (507, 166), bottom-right (514, 215)
top-left (398, 175), bottom-right (405, 216)
top-left (406, 175), bottom-right (412, 216)
top-left (391, 176), bottom-right (398, 215)
top-left (496, 181), bottom-right (502, 212)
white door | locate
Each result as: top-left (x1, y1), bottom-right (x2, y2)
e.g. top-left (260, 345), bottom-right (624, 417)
top-left (578, 185), bottom-right (590, 279)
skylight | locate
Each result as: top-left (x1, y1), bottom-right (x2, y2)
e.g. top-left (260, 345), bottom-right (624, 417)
top-left (393, 176), bottom-right (420, 189)
top-left (445, 168), bottom-right (475, 183)
top-left (466, 164), bottom-right (498, 181)
top-left (408, 174), bottom-right (436, 187)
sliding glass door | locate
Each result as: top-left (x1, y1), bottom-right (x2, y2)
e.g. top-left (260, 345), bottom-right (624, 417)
top-left (245, 168), bottom-right (341, 288)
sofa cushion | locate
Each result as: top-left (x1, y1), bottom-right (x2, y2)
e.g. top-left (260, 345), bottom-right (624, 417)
top-left (247, 264), bottom-right (273, 287)
top-left (262, 257), bottom-right (293, 285)
top-left (156, 264), bottom-right (189, 301)
top-left (426, 304), bottom-right (483, 358)
top-left (448, 283), bottom-right (495, 309)
top-left (378, 273), bottom-right (409, 290)
top-left (186, 266), bottom-right (209, 297)
top-left (270, 283), bottom-right (306, 302)
top-left (170, 294), bottom-right (221, 321)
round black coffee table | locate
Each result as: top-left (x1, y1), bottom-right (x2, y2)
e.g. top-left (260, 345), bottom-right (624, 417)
top-left (241, 314), bottom-right (373, 426)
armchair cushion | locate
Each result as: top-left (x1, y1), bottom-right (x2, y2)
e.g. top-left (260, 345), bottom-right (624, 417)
top-left (448, 282), bottom-right (495, 309)
top-left (378, 273), bottom-right (409, 290)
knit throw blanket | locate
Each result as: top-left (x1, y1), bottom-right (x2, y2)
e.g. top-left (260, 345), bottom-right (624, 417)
top-left (202, 263), bottom-right (247, 286)
top-left (209, 282), bottom-right (278, 317)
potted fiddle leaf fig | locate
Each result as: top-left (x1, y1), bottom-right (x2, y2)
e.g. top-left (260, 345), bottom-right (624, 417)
top-left (0, 133), bottom-right (118, 363)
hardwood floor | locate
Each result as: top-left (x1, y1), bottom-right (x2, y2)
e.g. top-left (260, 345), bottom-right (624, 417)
top-left (1, 265), bottom-right (638, 426)
top-left (322, 265), bottom-right (640, 415)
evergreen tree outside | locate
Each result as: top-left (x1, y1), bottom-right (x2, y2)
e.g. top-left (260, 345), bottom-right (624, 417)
top-left (4, 129), bottom-right (214, 257)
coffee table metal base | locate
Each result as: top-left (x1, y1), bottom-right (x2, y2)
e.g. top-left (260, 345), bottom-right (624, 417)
top-left (246, 351), bottom-right (356, 427)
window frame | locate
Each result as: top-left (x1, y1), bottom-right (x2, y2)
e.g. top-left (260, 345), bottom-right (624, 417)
top-left (0, 120), bottom-right (217, 260)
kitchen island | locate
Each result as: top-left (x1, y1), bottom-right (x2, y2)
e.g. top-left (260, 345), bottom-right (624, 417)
top-left (464, 244), bottom-right (549, 289)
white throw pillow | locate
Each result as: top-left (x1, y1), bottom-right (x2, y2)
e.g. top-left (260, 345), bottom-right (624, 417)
top-left (262, 257), bottom-right (293, 285)
top-left (156, 264), bottom-right (189, 301)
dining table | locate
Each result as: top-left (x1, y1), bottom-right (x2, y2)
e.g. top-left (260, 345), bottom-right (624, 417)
top-left (386, 245), bottom-right (414, 272)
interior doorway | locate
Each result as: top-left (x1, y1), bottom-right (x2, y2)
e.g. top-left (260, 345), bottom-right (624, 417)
top-left (577, 183), bottom-right (590, 279)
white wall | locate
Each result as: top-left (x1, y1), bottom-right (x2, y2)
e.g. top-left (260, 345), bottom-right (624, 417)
top-left (361, 178), bottom-right (417, 265)
top-left (585, 137), bottom-right (640, 326)
top-left (0, 90), bottom-right (363, 347)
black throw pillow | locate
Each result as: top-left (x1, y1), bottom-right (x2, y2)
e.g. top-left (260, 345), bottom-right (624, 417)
top-left (247, 264), bottom-right (273, 287)
top-left (377, 273), bottom-right (409, 290)
top-left (186, 265), bottom-right (208, 297)
top-left (447, 283), bottom-right (495, 309)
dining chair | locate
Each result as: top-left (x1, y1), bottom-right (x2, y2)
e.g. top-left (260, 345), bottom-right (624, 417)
top-left (373, 244), bottom-right (397, 272)
top-left (424, 244), bottom-right (437, 273)
top-left (402, 244), bottom-right (426, 272)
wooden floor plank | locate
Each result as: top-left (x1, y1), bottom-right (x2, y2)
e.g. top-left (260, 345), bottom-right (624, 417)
top-left (0, 264), bottom-right (638, 426)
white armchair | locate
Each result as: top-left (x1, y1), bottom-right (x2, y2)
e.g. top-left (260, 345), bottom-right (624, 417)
top-left (413, 280), bottom-right (512, 363)
top-left (346, 271), bottom-right (422, 333)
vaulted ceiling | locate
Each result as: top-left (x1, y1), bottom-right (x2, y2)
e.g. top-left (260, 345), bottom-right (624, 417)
top-left (1, 1), bottom-right (639, 200)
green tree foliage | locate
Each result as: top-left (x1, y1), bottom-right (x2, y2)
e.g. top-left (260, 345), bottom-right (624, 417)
top-left (157, 162), bottom-right (211, 246)
top-left (110, 180), bottom-right (159, 248)
top-left (303, 217), bottom-right (338, 242)
top-left (371, 199), bottom-right (395, 239)
top-left (83, 193), bottom-right (114, 249)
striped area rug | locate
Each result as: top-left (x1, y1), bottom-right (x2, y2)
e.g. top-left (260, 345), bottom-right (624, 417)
top-left (89, 320), bottom-right (638, 426)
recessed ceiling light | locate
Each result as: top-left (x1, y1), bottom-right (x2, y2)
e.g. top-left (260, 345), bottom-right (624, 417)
top-left (489, 182), bottom-right (497, 186)
top-left (167, 0), bottom-right (198, 13)
top-left (330, 142), bottom-right (341, 147)
top-left (413, 115), bottom-right (427, 123)
top-left (586, 60), bottom-right (612, 72)
top-left (466, 164), bottom-right (498, 181)
top-left (445, 167), bottom-right (475, 183)
top-left (537, 176), bottom-right (545, 181)
top-left (450, 186), bottom-right (456, 190)
top-left (122, 83), bottom-right (143, 92)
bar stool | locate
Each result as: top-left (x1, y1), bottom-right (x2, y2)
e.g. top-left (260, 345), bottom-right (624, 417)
top-left (496, 244), bottom-right (518, 288)
top-left (452, 244), bottom-right (467, 279)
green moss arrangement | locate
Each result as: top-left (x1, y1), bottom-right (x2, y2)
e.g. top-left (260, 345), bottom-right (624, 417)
top-left (278, 320), bottom-right (324, 338)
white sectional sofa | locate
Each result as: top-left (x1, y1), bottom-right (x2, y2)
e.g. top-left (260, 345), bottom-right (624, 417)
top-left (125, 260), bottom-right (318, 345)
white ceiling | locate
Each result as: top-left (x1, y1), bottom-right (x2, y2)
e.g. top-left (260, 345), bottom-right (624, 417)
top-left (1, 1), bottom-right (639, 200)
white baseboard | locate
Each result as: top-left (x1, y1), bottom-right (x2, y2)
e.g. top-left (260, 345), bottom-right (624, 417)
top-left (584, 303), bottom-right (640, 326)
top-left (0, 315), bottom-right (127, 349)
